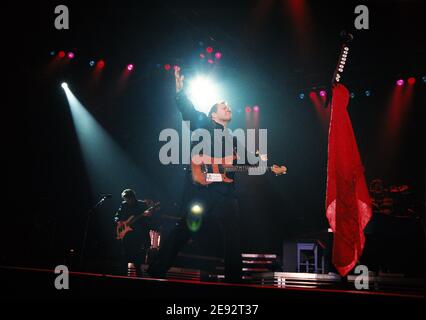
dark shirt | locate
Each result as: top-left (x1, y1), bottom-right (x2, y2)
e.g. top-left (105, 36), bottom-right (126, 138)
top-left (114, 200), bottom-right (151, 230)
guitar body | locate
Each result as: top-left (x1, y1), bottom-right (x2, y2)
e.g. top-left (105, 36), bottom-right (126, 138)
top-left (190, 154), bottom-right (287, 185)
top-left (115, 202), bottom-right (161, 240)
top-left (191, 154), bottom-right (235, 186)
top-left (116, 217), bottom-right (135, 240)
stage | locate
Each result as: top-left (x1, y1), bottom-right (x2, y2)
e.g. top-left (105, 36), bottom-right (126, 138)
top-left (1, 266), bottom-right (423, 305)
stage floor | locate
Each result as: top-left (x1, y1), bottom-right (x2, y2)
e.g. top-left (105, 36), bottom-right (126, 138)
top-left (1, 265), bottom-right (423, 303)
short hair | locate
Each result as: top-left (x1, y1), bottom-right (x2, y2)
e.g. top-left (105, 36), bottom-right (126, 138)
top-left (208, 101), bottom-right (226, 118)
top-left (208, 103), bottom-right (218, 118)
top-left (121, 189), bottom-right (136, 200)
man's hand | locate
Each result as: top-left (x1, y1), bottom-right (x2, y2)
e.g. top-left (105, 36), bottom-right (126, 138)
top-left (175, 66), bottom-right (184, 93)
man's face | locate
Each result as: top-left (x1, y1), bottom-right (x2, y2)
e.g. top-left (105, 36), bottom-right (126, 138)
top-left (123, 195), bottom-right (136, 205)
top-left (212, 102), bottom-right (232, 122)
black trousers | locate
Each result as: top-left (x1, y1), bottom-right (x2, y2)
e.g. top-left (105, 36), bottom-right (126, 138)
top-left (121, 228), bottom-right (151, 274)
top-left (150, 184), bottom-right (242, 282)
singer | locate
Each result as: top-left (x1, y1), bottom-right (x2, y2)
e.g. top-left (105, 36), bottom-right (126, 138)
top-left (114, 189), bottom-right (155, 276)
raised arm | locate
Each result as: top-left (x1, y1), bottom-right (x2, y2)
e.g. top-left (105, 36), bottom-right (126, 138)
top-left (175, 67), bottom-right (208, 130)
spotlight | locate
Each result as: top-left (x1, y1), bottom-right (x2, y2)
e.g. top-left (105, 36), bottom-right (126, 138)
top-left (396, 79), bottom-right (404, 86)
top-left (215, 52), bottom-right (222, 59)
top-left (96, 60), bottom-right (105, 69)
top-left (407, 77), bottom-right (416, 85)
top-left (58, 51), bottom-right (66, 58)
top-left (206, 47), bottom-right (213, 53)
top-left (253, 105), bottom-right (259, 112)
top-left (191, 204), bottom-right (203, 215)
top-left (207, 59), bottom-right (214, 64)
top-left (89, 60), bottom-right (95, 67)
top-left (319, 90), bottom-right (326, 97)
top-left (365, 90), bottom-right (371, 97)
top-left (299, 93), bottom-right (305, 100)
top-left (67, 52), bottom-right (75, 59)
top-left (187, 76), bottom-right (221, 114)
top-left (187, 203), bottom-right (204, 232)
top-left (127, 64), bottom-right (134, 71)
top-left (245, 106), bottom-right (251, 113)
top-left (61, 82), bottom-right (68, 89)
top-left (50, 51), bottom-right (56, 56)
top-left (350, 92), bottom-right (355, 99)
top-left (164, 64), bottom-right (171, 71)
top-left (200, 53), bottom-right (205, 59)
top-left (422, 76), bottom-right (426, 83)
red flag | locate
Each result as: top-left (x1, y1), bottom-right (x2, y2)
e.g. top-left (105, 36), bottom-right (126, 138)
top-left (326, 84), bottom-right (372, 276)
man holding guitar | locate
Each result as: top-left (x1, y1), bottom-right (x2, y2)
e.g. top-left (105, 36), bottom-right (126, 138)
top-left (114, 189), bottom-right (159, 277)
top-left (148, 67), bottom-right (286, 282)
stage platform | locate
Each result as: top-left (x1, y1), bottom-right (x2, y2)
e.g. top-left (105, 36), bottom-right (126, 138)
top-left (1, 265), bottom-right (423, 305)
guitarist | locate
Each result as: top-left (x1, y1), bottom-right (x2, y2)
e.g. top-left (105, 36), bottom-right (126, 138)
top-left (148, 67), bottom-right (284, 283)
top-left (114, 189), bottom-right (154, 276)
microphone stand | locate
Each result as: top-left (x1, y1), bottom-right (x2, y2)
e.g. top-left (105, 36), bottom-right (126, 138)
top-left (80, 195), bottom-right (110, 269)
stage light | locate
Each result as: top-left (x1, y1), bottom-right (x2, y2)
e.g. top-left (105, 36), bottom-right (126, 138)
top-left (200, 53), bottom-right (205, 59)
top-left (319, 90), bottom-right (326, 97)
top-left (253, 105), bottom-right (259, 112)
top-left (422, 76), bottom-right (426, 83)
top-left (207, 59), bottom-right (214, 64)
top-left (97, 60), bottom-right (105, 69)
top-left (50, 51), bottom-right (55, 56)
top-left (350, 92), bottom-right (355, 99)
top-left (191, 204), bottom-right (203, 215)
top-left (245, 106), bottom-right (251, 113)
top-left (365, 90), bottom-right (371, 97)
top-left (127, 64), bottom-right (134, 71)
top-left (89, 60), bottom-right (95, 67)
top-left (206, 47), bottom-right (213, 53)
top-left (187, 76), bottom-right (222, 114)
top-left (299, 93), bottom-right (305, 99)
top-left (61, 82), bottom-right (68, 89)
top-left (407, 77), bottom-right (416, 85)
top-left (58, 51), bottom-right (65, 58)
top-left (67, 52), bottom-right (75, 59)
top-left (164, 64), bottom-right (171, 71)
top-left (187, 203), bottom-right (204, 232)
top-left (215, 52), bottom-right (222, 59)
top-left (396, 79), bottom-right (404, 86)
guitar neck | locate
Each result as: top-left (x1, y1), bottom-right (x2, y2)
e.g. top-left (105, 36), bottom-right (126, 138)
top-left (128, 203), bottom-right (159, 225)
top-left (224, 165), bottom-right (274, 173)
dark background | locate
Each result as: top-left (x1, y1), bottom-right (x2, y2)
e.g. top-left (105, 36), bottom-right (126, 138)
top-left (3, 0), bottom-right (425, 275)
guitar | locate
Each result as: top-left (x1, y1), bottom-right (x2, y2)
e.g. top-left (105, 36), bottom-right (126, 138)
top-left (116, 202), bottom-right (161, 240)
top-left (190, 154), bottom-right (287, 186)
